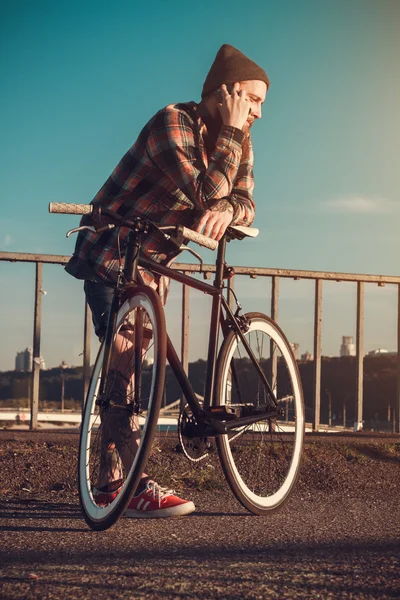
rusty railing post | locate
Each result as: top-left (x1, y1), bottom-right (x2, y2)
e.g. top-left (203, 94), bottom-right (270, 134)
top-left (30, 262), bottom-right (43, 430)
top-left (396, 284), bottom-right (400, 433)
top-left (355, 281), bottom-right (364, 431)
top-left (313, 279), bottom-right (322, 431)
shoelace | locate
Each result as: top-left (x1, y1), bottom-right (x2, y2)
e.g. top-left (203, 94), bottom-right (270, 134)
top-left (146, 481), bottom-right (174, 507)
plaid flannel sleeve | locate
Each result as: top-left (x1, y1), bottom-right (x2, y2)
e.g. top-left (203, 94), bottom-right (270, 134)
top-left (146, 106), bottom-right (254, 217)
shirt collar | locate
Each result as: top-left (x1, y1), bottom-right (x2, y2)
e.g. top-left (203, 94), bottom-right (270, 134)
top-left (195, 101), bottom-right (212, 121)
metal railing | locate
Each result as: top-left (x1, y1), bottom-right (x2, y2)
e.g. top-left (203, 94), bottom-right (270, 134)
top-left (1, 250), bottom-right (400, 433)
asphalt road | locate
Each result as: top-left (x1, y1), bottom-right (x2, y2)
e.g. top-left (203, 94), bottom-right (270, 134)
top-left (0, 431), bottom-right (399, 599)
top-left (0, 490), bottom-right (399, 598)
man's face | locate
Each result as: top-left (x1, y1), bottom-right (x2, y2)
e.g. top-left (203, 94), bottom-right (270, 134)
top-left (206, 79), bottom-right (267, 135)
top-left (237, 80), bottom-right (267, 129)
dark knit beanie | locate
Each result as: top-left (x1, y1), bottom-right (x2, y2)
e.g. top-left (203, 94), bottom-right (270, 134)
top-left (202, 44), bottom-right (270, 98)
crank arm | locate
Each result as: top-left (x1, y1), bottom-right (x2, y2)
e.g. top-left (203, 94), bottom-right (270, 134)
top-left (208, 408), bottom-right (280, 434)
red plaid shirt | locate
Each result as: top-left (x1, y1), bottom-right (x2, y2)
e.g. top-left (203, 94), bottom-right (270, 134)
top-left (66, 101), bottom-right (255, 293)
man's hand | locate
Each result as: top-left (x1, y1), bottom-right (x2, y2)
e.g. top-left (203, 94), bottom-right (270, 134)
top-left (193, 200), bottom-right (234, 241)
top-left (218, 83), bottom-right (250, 131)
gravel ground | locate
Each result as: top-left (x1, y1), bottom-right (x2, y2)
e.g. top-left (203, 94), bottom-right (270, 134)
top-left (0, 429), bottom-right (399, 599)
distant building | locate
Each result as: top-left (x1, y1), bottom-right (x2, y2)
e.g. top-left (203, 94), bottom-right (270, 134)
top-left (290, 343), bottom-right (300, 360)
top-left (15, 347), bottom-right (45, 371)
top-left (15, 347), bottom-right (33, 372)
top-left (340, 336), bottom-right (356, 357)
top-left (368, 348), bottom-right (389, 356)
top-left (301, 351), bottom-right (313, 361)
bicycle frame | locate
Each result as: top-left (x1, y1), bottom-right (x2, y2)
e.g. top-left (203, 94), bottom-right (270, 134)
top-left (53, 201), bottom-right (304, 526)
top-left (100, 228), bottom-right (279, 435)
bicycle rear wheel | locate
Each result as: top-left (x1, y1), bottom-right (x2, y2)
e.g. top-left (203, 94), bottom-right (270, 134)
top-left (78, 286), bottom-right (167, 530)
top-left (215, 312), bottom-right (304, 515)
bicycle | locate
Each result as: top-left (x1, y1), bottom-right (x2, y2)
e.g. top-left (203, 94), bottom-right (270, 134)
top-left (50, 201), bottom-right (305, 531)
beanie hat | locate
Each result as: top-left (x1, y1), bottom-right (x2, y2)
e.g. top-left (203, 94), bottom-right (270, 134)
top-left (202, 44), bottom-right (270, 98)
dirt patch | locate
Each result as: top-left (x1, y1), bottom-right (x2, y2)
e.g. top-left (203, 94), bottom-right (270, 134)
top-left (0, 430), bottom-right (399, 504)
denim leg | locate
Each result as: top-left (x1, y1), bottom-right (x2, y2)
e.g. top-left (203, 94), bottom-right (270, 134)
top-left (84, 280), bottom-right (114, 340)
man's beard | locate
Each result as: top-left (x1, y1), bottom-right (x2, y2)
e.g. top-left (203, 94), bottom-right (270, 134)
top-left (242, 119), bottom-right (254, 134)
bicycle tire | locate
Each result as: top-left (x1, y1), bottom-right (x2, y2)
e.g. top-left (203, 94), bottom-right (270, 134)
top-left (78, 286), bottom-right (167, 530)
top-left (215, 312), bottom-right (304, 515)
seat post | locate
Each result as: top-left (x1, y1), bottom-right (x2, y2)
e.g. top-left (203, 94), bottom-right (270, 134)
top-left (214, 237), bottom-right (227, 288)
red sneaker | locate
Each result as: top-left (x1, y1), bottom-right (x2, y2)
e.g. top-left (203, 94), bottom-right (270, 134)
top-left (93, 479), bottom-right (195, 518)
top-left (92, 479), bottom-right (124, 506)
top-left (125, 480), bottom-right (195, 518)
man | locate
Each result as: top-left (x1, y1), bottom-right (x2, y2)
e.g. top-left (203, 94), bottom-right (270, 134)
top-left (66, 44), bottom-right (269, 517)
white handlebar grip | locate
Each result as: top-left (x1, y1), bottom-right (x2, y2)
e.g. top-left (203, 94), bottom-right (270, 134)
top-left (49, 202), bottom-right (93, 215)
top-left (181, 227), bottom-right (218, 251)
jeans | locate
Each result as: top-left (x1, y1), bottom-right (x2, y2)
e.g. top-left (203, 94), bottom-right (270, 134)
top-left (84, 280), bottom-right (114, 340)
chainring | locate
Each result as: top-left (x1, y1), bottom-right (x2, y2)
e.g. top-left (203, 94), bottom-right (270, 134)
top-left (177, 403), bottom-right (213, 462)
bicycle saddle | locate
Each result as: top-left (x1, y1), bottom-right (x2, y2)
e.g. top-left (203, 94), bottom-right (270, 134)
top-left (229, 225), bottom-right (259, 239)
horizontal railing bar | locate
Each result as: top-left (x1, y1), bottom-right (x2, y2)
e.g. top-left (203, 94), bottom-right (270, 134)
top-left (0, 252), bottom-right (71, 265)
top-left (172, 265), bottom-right (400, 285)
top-left (1, 251), bottom-right (400, 285)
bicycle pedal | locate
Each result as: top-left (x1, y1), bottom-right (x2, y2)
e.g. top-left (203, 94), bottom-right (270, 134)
top-left (208, 406), bottom-right (240, 420)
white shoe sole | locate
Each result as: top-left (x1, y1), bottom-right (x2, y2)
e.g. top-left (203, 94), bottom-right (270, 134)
top-left (125, 501), bottom-right (195, 519)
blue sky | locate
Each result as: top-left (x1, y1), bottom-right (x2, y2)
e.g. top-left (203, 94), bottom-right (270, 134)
top-left (1, 0), bottom-right (399, 370)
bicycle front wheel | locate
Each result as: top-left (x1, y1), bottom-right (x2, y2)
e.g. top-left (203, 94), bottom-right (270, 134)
top-left (215, 312), bottom-right (304, 515)
top-left (78, 286), bottom-right (167, 530)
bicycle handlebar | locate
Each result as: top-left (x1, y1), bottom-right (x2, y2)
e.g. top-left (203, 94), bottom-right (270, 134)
top-left (49, 202), bottom-right (93, 215)
top-left (180, 227), bottom-right (218, 251)
top-left (48, 202), bottom-right (219, 251)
